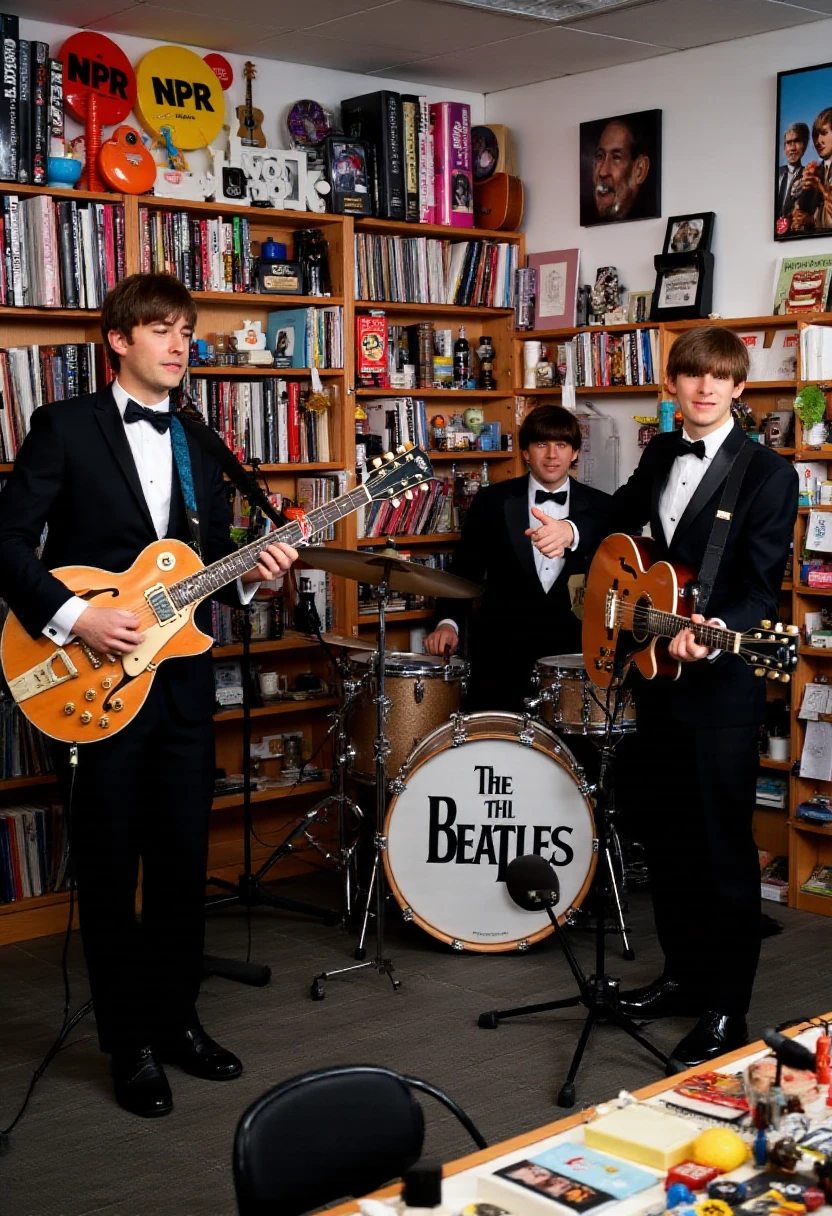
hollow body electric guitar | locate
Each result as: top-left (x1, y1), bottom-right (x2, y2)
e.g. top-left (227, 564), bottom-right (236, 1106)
top-left (583, 533), bottom-right (799, 690)
top-left (1, 445), bottom-right (434, 744)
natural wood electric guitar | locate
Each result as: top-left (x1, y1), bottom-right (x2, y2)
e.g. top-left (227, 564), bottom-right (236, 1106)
top-left (1, 445), bottom-right (434, 744)
top-left (582, 533), bottom-right (799, 689)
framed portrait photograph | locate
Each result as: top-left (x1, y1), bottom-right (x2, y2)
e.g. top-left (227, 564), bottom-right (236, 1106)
top-left (662, 212), bottom-right (714, 255)
top-left (775, 60), bottom-right (832, 240)
top-left (324, 136), bottom-right (372, 216)
top-left (527, 248), bottom-right (580, 329)
top-left (579, 109), bottom-right (661, 227)
top-left (627, 290), bottom-right (653, 323)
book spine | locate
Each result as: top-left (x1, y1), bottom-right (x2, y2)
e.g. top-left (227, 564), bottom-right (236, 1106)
top-left (16, 39), bottom-right (29, 184)
top-left (30, 42), bottom-right (48, 186)
top-left (287, 381), bottom-right (300, 462)
top-left (8, 195), bottom-right (21, 306)
top-left (47, 58), bottom-right (63, 157)
top-left (0, 19), bottom-right (19, 183)
top-left (431, 102), bottom-right (473, 229)
top-left (401, 95), bottom-right (420, 223)
top-left (417, 96), bottom-right (433, 224)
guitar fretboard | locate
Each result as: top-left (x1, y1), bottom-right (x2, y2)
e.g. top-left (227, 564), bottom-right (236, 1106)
top-left (169, 485), bottom-right (371, 609)
top-left (616, 602), bottom-right (740, 654)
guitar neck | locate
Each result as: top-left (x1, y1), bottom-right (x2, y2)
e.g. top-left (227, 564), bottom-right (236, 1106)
top-left (644, 607), bottom-right (739, 655)
top-left (168, 484), bottom-right (371, 609)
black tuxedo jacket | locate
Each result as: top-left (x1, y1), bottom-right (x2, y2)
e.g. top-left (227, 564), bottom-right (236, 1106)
top-left (611, 424), bottom-right (798, 726)
top-left (777, 162), bottom-right (804, 219)
top-left (0, 386), bottom-right (237, 720)
top-left (436, 474), bottom-right (611, 710)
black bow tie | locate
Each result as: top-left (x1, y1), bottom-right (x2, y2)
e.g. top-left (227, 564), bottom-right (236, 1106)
top-left (535, 489), bottom-right (568, 505)
top-left (124, 399), bottom-right (172, 433)
top-left (677, 434), bottom-right (707, 459)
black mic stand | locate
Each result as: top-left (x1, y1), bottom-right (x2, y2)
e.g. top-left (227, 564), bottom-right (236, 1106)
top-left (478, 675), bottom-right (668, 1108)
top-left (204, 481), bottom-right (338, 989)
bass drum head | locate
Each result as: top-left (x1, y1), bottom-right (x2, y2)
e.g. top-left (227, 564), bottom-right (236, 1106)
top-left (383, 713), bottom-right (597, 952)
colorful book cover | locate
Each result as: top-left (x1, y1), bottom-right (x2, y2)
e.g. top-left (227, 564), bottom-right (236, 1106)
top-left (528, 1143), bottom-right (657, 1199)
top-left (430, 102), bottom-right (473, 228)
top-left (772, 254), bottom-right (832, 314)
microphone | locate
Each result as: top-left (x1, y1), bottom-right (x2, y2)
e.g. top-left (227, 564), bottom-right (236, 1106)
top-left (762, 1028), bottom-right (817, 1073)
top-left (505, 854), bottom-right (560, 913)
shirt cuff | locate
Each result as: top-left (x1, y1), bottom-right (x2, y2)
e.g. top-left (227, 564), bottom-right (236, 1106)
top-left (707, 618), bottom-right (727, 661)
top-left (238, 577), bottom-right (260, 605)
top-left (437, 618), bottom-right (459, 635)
top-left (566, 520), bottom-right (579, 550)
top-left (43, 596), bottom-right (89, 646)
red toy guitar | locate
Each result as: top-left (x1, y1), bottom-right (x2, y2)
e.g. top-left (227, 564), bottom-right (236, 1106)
top-left (98, 125), bottom-right (157, 195)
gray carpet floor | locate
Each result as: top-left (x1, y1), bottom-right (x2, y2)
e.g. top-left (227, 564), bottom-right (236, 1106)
top-left (2, 874), bottom-right (831, 1216)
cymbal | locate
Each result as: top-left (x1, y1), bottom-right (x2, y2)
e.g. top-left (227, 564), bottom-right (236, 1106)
top-left (297, 546), bottom-right (482, 600)
top-left (318, 632), bottom-right (378, 651)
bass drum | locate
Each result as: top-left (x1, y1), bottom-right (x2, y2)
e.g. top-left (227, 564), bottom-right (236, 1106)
top-left (383, 712), bottom-right (597, 952)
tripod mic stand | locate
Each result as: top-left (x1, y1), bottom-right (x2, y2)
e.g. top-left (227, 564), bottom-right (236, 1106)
top-left (478, 681), bottom-right (667, 1108)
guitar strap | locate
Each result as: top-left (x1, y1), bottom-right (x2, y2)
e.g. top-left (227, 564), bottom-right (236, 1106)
top-left (693, 438), bottom-right (758, 614)
top-left (169, 417), bottom-right (202, 556)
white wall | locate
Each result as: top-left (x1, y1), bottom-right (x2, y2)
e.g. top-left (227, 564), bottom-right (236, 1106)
top-left (19, 16), bottom-right (484, 176)
top-left (486, 19), bottom-right (832, 480)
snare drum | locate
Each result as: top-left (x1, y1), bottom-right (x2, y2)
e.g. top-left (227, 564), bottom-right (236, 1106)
top-left (383, 712), bottom-right (597, 952)
top-left (346, 651), bottom-right (468, 784)
top-left (534, 654), bottom-right (635, 735)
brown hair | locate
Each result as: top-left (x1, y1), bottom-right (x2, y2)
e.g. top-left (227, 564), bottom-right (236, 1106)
top-left (518, 404), bottom-right (582, 452)
top-left (813, 108), bottom-right (832, 141)
top-left (101, 273), bottom-right (197, 371)
top-left (666, 326), bottom-right (749, 385)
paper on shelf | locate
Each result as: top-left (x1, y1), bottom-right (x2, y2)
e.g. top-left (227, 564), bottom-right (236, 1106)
top-left (800, 720), bottom-right (832, 781)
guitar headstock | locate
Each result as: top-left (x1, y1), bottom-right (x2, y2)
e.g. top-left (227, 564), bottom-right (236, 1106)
top-left (364, 443), bottom-right (435, 507)
top-left (243, 61), bottom-right (257, 81)
top-left (742, 619), bottom-right (800, 681)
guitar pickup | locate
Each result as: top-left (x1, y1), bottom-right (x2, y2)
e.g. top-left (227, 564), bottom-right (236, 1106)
top-left (8, 648), bottom-right (79, 703)
top-left (145, 583), bottom-right (177, 626)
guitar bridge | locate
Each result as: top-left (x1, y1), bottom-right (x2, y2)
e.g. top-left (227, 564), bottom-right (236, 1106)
top-left (8, 648), bottom-right (79, 703)
top-left (605, 589), bottom-right (618, 630)
top-left (145, 583), bottom-right (177, 626)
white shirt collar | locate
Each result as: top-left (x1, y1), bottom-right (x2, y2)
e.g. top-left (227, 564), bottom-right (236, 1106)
top-left (112, 378), bottom-right (171, 417)
top-left (528, 472), bottom-right (570, 501)
top-left (681, 414), bottom-right (735, 460)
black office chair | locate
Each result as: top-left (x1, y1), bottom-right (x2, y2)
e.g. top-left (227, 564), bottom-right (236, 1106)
top-left (233, 1064), bottom-right (488, 1216)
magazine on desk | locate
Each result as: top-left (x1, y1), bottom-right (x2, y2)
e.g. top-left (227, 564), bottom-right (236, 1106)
top-left (478, 1142), bottom-right (658, 1216)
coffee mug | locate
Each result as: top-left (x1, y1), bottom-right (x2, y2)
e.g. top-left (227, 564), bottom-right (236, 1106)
top-left (768, 737), bottom-right (790, 762)
top-left (258, 671), bottom-right (288, 698)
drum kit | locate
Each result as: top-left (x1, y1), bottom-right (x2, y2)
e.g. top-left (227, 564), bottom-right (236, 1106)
top-left (285, 541), bottom-right (637, 1001)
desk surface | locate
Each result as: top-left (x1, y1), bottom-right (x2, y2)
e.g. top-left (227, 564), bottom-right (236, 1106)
top-left (327, 1014), bottom-right (832, 1216)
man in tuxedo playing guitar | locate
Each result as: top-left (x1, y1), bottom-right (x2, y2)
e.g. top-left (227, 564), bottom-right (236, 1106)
top-left (425, 405), bottom-right (611, 712)
top-left (0, 274), bottom-right (298, 1117)
top-left (542, 328), bottom-right (797, 1068)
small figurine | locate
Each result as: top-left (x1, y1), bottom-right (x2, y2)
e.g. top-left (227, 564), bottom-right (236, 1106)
top-left (590, 266), bottom-right (622, 323)
top-left (769, 1136), bottom-right (801, 1172)
top-left (463, 406), bottom-right (485, 436)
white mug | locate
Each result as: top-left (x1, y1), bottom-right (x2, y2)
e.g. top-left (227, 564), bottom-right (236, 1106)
top-left (258, 671), bottom-right (287, 698)
top-left (768, 737), bottom-right (790, 762)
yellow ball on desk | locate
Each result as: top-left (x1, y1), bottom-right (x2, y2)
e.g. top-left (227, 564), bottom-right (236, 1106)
top-left (691, 1128), bottom-right (749, 1171)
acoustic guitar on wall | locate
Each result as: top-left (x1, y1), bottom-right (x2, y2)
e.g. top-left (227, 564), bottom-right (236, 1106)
top-left (473, 173), bottom-right (524, 232)
top-left (236, 62), bottom-right (266, 148)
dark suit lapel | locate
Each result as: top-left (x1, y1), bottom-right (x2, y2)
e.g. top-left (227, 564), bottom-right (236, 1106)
top-left (670, 422), bottom-right (747, 550)
top-left (93, 386), bottom-right (156, 536)
top-left (504, 475), bottom-right (539, 587)
top-left (650, 439), bottom-right (677, 550)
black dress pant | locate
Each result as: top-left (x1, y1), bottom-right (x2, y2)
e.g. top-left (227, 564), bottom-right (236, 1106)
top-left (53, 675), bottom-right (215, 1053)
top-left (633, 721), bottom-right (761, 1016)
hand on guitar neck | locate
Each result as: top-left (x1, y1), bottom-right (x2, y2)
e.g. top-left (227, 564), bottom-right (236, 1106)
top-left (239, 540), bottom-right (298, 585)
top-left (668, 612), bottom-right (724, 663)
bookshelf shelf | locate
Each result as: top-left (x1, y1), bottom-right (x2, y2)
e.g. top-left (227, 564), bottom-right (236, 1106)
top-left (427, 450), bottom-right (513, 461)
top-left (191, 292), bottom-right (345, 307)
top-left (215, 698), bottom-right (339, 723)
top-left (0, 773), bottom-right (56, 791)
top-left (355, 217), bottom-right (524, 242)
top-left (760, 756), bottom-right (792, 771)
top-left (799, 505), bottom-right (832, 514)
top-left (356, 608), bottom-right (434, 626)
top-left (139, 196), bottom-right (344, 227)
top-left (745, 381), bottom-right (796, 390)
top-left (0, 306), bottom-right (101, 320)
top-left (355, 387), bottom-right (510, 398)
top-left (212, 780), bottom-right (331, 812)
top-left (796, 585), bottom-right (832, 595)
top-left (798, 647), bottom-right (832, 656)
top-left (796, 447), bottom-right (832, 459)
top-left (514, 384), bottom-right (659, 395)
top-left (518, 322), bottom-right (659, 341)
top-left (789, 819), bottom-right (832, 837)
top-left (356, 300), bottom-right (514, 319)
top-left (357, 533), bottom-right (461, 547)
top-left (211, 633), bottom-right (322, 658)
top-left (255, 462), bottom-right (344, 473)
top-left (1, 183), bottom-right (124, 204)
top-left (189, 366), bottom-right (343, 378)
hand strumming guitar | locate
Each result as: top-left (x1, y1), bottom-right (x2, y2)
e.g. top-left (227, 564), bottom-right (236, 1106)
top-left (74, 607), bottom-right (146, 655)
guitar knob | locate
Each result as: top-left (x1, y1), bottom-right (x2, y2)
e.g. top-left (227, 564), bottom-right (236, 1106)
top-left (84, 689), bottom-right (96, 701)
top-left (63, 703), bottom-right (75, 715)
top-left (760, 619), bottom-right (772, 629)
top-left (101, 677), bottom-right (113, 690)
top-left (767, 670), bottom-right (780, 681)
top-left (98, 716), bottom-right (110, 729)
top-left (604, 662), bottom-right (613, 672)
top-left (79, 711), bottom-right (92, 724)
top-left (594, 659), bottom-right (603, 670)
top-left (111, 698), bottom-right (124, 711)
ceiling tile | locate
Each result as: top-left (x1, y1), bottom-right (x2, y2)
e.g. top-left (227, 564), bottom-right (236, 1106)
top-left (148, 0), bottom-right (382, 22)
top-left (771, 0), bottom-right (832, 14)
top-left (252, 29), bottom-right (426, 71)
top-left (562, 0), bottom-right (823, 48)
top-left (84, 2), bottom-right (292, 49)
top-left (310, 0), bottom-right (548, 50)
top-left (376, 22), bottom-right (668, 90)
top-left (10, 0), bottom-right (144, 23)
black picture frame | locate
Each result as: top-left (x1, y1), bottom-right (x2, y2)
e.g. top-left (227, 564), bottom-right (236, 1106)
top-left (579, 108), bottom-right (662, 227)
top-left (775, 60), bottom-right (832, 241)
top-left (324, 135), bottom-right (372, 216)
top-left (649, 251), bottom-right (714, 322)
top-left (662, 211), bottom-right (714, 255)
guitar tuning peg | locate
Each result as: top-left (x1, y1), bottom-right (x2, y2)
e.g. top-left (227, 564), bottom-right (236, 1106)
top-left (396, 444), bottom-right (406, 454)
top-left (786, 624), bottom-right (800, 635)
top-left (767, 670), bottom-right (780, 681)
top-left (404, 490), bottom-right (413, 500)
top-left (391, 497), bottom-right (401, 508)
top-left (781, 673), bottom-right (791, 684)
top-left (372, 456), bottom-right (383, 468)
top-left (754, 668), bottom-right (766, 678)
top-left (403, 441), bottom-right (414, 450)
top-left (774, 622), bottom-right (783, 633)
top-left (760, 619), bottom-right (772, 629)
top-left (384, 451), bottom-right (394, 462)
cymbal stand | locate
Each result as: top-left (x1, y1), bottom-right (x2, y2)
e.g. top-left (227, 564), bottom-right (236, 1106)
top-left (311, 565), bottom-right (401, 999)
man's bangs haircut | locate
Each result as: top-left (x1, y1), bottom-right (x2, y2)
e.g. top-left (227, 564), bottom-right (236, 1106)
top-left (666, 327), bottom-right (749, 385)
top-left (519, 405), bottom-right (582, 452)
top-left (102, 273), bottom-right (197, 371)
top-left (813, 108), bottom-right (832, 139)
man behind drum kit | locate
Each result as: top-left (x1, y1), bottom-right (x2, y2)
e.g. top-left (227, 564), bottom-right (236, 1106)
top-left (424, 405), bottom-right (611, 713)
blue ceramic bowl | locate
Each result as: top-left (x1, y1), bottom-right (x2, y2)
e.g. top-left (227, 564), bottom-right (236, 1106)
top-left (47, 156), bottom-right (83, 188)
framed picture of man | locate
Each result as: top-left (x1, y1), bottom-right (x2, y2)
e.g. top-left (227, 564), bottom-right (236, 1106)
top-left (775, 60), bottom-right (832, 240)
top-left (579, 109), bottom-right (661, 227)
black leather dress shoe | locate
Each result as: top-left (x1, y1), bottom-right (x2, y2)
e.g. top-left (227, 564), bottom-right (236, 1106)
top-left (112, 1047), bottom-right (173, 1118)
top-left (666, 1012), bottom-right (748, 1074)
top-left (617, 977), bottom-right (705, 1019)
top-left (158, 1024), bottom-right (242, 1081)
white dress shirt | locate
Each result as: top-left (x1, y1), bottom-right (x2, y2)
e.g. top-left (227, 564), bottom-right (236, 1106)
top-left (437, 474), bottom-right (580, 635)
top-left (658, 414), bottom-right (734, 545)
top-left (44, 380), bottom-right (256, 645)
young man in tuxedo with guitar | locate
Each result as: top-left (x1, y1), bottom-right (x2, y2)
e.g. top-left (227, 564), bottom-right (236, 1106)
top-left (543, 328), bottom-right (797, 1068)
top-left (0, 274), bottom-right (298, 1117)
top-left (425, 405), bottom-right (611, 712)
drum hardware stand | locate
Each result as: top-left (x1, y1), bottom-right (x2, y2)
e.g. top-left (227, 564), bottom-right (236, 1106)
top-left (524, 686), bottom-right (634, 960)
top-left (479, 677), bottom-right (668, 1108)
top-left (311, 562), bottom-right (401, 1000)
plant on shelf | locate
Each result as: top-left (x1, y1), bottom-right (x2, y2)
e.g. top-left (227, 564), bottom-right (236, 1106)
top-left (795, 384), bottom-right (828, 447)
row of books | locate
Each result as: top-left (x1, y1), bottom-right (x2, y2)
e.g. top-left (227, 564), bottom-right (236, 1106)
top-left (187, 377), bottom-right (333, 466)
top-left (0, 194), bottom-right (125, 309)
top-left (140, 207), bottom-right (257, 294)
top-left (0, 803), bottom-right (68, 904)
top-left (264, 307), bottom-right (343, 369)
top-left (0, 696), bottom-right (53, 780)
top-left (800, 323), bottom-right (832, 380)
top-left (360, 474), bottom-right (454, 538)
top-left (359, 395), bottom-right (430, 455)
top-left (0, 343), bottom-right (108, 460)
top-left (0, 15), bottom-right (64, 185)
top-left (342, 93), bottom-right (471, 227)
top-left (354, 233), bottom-right (518, 308)
top-left (573, 328), bottom-right (660, 388)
